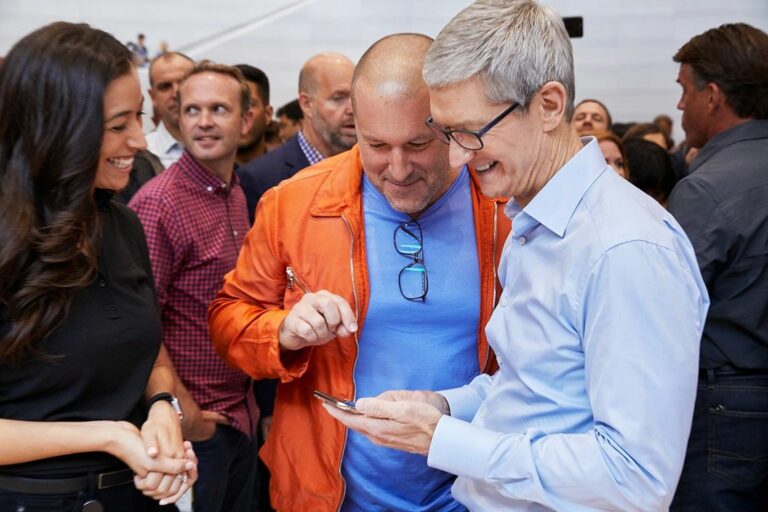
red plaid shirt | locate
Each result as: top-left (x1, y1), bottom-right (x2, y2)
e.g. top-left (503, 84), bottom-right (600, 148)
top-left (130, 151), bottom-right (257, 436)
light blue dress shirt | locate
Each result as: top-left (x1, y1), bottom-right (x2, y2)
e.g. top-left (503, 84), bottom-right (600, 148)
top-left (427, 138), bottom-right (709, 511)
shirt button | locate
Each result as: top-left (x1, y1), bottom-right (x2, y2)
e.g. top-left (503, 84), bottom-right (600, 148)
top-left (206, 186), bottom-right (214, 192)
top-left (519, 236), bottom-right (527, 245)
top-left (501, 295), bottom-right (509, 307)
top-left (233, 230), bottom-right (238, 236)
top-left (497, 355), bottom-right (503, 366)
top-left (98, 279), bottom-right (107, 287)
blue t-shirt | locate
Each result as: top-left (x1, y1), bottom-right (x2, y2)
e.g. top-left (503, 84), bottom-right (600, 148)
top-left (341, 167), bottom-right (480, 511)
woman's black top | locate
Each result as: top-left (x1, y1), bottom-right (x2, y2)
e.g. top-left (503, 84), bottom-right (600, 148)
top-left (0, 191), bottom-right (162, 476)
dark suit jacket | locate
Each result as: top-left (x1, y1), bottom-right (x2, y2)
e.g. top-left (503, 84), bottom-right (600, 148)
top-left (238, 134), bottom-right (311, 223)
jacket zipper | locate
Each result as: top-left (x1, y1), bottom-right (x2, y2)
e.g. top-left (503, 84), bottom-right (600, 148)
top-left (336, 213), bottom-right (359, 512)
top-left (285, 266), bottom-right (311, 294)
top-left (482, 203), bottom-right (499, 372)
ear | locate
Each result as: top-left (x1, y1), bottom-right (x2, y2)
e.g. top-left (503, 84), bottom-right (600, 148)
top-left (538, 81), bottom-right (567, 133)
top-left (706, 82), bottom-right (725, 114)
top-left (298, 92), bottom-right (313, 119)
top-left (265, 104), bottom-right (274, 123)
top-left (241, 107), bottom-right (255, 137)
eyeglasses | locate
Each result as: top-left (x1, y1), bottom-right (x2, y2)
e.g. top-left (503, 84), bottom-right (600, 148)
top-left (425, 102), bottom-right (519, 151)
top-left (394, 220), bottom-right (428, 302)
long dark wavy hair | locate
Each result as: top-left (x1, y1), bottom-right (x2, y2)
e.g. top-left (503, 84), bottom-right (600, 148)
top-left (0, 22), bottom-right (133, 361)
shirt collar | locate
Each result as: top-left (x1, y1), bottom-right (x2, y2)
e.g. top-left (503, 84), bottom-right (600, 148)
top-left (154, 122), bottom-right (183, 155)
top-left (689, 119), bottom-right (768, 174)
top-left (508, 136), bottom-right (607, 238)
top-left (297, 130), bottom-right (324, 165)
top-left (176, 150), bottom-right (239, 196)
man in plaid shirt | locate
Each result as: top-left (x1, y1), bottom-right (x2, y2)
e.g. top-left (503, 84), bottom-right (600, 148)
top-left (130, 61), bottom-right (257, 512)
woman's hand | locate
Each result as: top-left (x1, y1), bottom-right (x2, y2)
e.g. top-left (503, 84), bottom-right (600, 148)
top-left (102, 421), bottom-right (194, 478)
top-left (134, 401), bottom-right (195, 501)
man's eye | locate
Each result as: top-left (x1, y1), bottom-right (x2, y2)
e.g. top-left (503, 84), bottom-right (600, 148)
top-left (185, 107), bottom-right (199, 115)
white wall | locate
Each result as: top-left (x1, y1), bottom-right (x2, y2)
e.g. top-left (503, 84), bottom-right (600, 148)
top-left (2, 0), bottom-right (767, 143)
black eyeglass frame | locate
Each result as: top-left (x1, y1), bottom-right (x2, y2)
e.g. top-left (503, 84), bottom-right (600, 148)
top-left (393, 221), bottom-right (429, 302)
top-left (425, 102), bottom-right (520, 151)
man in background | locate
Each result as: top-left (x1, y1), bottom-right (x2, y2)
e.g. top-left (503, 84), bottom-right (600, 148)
top-left (235, 64), bottom-right (273, 165)
top-left (131, 62), bottom-right (258, 512)
top-left (237, 52), bottom-right (356, 221)
top-left (276, 98), bottom-right (303, 142)
top-left (145, 52), bottom-right (195, 168)
top-left (668, 23), bottom-right (768, 511)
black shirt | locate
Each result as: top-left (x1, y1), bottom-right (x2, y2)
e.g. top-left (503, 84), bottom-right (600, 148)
top-left (0, 191), bottom-right (162, 475)
top-left (667, 120), bottom-right (768, 370)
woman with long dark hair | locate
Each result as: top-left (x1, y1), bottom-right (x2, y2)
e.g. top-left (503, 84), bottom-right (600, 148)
top-left (0, 22), bottom-right (196, 510)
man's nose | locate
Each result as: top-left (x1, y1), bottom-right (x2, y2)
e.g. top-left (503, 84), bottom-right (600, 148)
top-left (448, 139), bottom-right (474, 169)
top-left (389, 148), bottom-right (410, 180)
top-left (199, 109), bottom-right (214, 127)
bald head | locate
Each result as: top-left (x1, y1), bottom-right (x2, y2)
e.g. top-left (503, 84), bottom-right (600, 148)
top-left (352, 33), bottom-right (455, 218)
top-left (299, 52), bottom-right (354, 95)
top-left (297, 52), bottom-right (356, 157)
top-left (352, 33), bottom-right (433, 108)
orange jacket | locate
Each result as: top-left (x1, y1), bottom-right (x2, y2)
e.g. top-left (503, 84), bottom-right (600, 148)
top-left (209, 145), bottom-right (510, 511)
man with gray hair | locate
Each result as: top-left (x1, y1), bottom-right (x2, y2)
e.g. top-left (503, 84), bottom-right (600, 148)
top-left (326, 1), bottom-right (709, 511)
top-left (210, 33), bottom-right (508, 511)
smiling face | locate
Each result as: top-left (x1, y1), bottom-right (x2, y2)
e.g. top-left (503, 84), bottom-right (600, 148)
top-left (96, 68), bottom-right (147, 191)
top-left (429, 77), bottom-right (550, 204)
top-left (179, 71), bottom-right (253, 179)
top-left (573, 100), bottom-right (610, 134)
top-left (355, 81), bottom-right (454, 217)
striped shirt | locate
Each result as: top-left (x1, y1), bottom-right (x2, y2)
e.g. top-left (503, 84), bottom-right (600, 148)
top-left (129, 151), bottom-right (257, 436)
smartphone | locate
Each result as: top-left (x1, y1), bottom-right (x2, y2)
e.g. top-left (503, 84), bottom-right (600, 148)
top-left (313, 390), bottom-right (362, 414)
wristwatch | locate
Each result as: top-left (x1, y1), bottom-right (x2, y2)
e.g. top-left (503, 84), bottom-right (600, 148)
top-left (147, 392), bottom-right (184, 420)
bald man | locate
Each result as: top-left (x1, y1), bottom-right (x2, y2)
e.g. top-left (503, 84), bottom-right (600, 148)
top-left (237, 52), bottom-right (356, 222)
top-left (210, 34), bottom-right (510, 511)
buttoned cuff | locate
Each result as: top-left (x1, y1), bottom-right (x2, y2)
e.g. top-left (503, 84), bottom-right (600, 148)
top-left (428, 415), bottom-right (499, 480)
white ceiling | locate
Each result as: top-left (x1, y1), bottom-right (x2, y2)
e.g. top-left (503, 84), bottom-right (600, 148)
top-left (2, 0), bottom-right (767, 143)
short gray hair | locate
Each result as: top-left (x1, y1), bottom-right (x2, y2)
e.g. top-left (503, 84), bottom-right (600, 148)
top-left (424, 0), bottom-right (575, 120)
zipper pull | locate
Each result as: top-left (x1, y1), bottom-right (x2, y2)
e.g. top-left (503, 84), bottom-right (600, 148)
top-left (285, 266), bottom-right (296, 289)
top-left (285, 266), bottom-right (311, 294)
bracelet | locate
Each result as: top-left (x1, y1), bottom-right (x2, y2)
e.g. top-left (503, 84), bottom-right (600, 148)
top-left (147, 392), bottom-right (184, 420)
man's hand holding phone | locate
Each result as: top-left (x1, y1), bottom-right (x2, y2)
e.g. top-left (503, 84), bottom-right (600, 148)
top-left (319, 389), bottom-right (445, 456)
top-left (313, 390), bottom-right (362, 414)
top-left (279, 291), bottom-right (358, 351)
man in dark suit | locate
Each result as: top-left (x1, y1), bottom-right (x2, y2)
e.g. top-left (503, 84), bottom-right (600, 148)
top-left (238, 52), bottom-right (356, 222)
